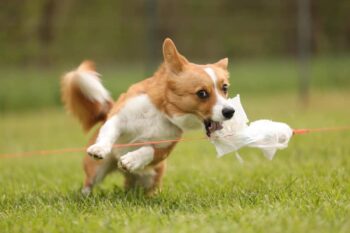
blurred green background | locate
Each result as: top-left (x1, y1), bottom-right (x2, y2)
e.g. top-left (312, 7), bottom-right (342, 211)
top-left (1, 2), bottom-right (350, 232)
top-left (0, 0), bottom-right (349, 112)
top-left (1, 0), bottom-right (350, 64)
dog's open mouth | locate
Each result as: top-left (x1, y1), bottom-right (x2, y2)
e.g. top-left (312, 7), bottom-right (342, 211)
top-left (204, 119), bottom-right (223, 137)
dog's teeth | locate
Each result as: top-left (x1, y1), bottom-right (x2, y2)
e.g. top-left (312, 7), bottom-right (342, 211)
top-left (207, 122), bottom-right (223, 133)
top-left (216, 122), bottom-right (223, 130)
top-left (213, 122), bottom-right (219, 131)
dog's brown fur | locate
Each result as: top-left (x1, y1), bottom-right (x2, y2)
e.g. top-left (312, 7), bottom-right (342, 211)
top-left (61, 38), bottom-right (230, 194)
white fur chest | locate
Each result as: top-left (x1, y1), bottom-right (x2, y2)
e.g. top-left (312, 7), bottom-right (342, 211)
top-left (116, 94), bottom-right (182, 148)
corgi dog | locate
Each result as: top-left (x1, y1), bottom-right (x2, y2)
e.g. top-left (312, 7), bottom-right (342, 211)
top-left (61, 38), bottom-right (235, 195)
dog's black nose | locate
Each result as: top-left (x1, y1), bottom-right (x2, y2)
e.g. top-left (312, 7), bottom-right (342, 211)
top-left (222, 107), bottom-right (235, 119)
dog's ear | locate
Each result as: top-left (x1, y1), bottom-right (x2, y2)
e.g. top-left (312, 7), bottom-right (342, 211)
top-left (215, 58), bottom-right (228, 70)
top-left (163, 38), bottom-right (188, 74)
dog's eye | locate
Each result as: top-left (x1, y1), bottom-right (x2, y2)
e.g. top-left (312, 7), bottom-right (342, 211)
top-left (222, 84), bottom-right (229, 94)
top-left (196, 90), bottom-right (209, 99)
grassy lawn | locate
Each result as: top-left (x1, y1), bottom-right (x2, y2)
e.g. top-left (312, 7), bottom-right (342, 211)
top-left (0, 58), bottom-right (350, 232)
top-left (1, 89), bottom-right (350, 233)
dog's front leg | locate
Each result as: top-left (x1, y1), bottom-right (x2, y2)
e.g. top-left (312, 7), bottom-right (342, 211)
top-left (87, 116), bottom-right (120, 159)
top-left (118, 146), bottom-right (154, 173)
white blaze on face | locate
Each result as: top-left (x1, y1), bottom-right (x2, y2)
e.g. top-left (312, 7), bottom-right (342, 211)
top-left (204, 67), bottom-right (231, 122)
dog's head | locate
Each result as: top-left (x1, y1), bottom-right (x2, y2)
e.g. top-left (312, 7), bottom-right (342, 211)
top-left (162, 38), bottom-right (234, 136)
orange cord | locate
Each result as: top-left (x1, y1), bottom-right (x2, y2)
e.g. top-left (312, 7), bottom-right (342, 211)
top-left (0, 136), bottom-right (207, 158)
top-left (293, 126), bottom-right (350, 135)
top-left (1, 126), bottom-right (349, 158)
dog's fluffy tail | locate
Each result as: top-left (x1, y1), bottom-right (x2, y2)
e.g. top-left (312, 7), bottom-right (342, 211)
top-left (61, 60), bottom-right (113, 132)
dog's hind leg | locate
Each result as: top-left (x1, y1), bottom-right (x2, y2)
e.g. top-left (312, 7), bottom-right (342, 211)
top-left (148, 161), bottom-right (166, 195)
top-left (123, 161), bottom-right (166, 195)
top-left (122, 144), bottom-right (174, 194)
top-left (82, 155), bottom-right (117, 195)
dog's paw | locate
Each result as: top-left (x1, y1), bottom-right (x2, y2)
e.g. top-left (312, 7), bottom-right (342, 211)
top-left (81, 186), bottom-right (92, 196)
top-left (118, 151), bottom-right (153, 173)
top-left (87, 143), bottom-right (111, 160)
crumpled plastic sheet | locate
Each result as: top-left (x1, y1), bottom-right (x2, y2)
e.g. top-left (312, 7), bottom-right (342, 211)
top-left (210, 95), bottom-right (293, 161)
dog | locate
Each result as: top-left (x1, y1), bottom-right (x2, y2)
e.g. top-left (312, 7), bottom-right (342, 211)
top-left (61, 38), bottom-right (235, 195)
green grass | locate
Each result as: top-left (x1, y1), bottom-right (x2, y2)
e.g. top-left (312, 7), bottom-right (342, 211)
top-left (1, 89), bottom-right (350, 232)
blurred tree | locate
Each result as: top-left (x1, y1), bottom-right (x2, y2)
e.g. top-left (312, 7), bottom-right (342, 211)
top-left (37, 0), bottom-right (58, 65)
top-left (0, 0), bottom-right (349, 65)
top-left (0, 0), bottom-right (26, 63)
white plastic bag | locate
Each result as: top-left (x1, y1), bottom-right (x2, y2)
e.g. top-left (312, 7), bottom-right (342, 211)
top-left (210, 95), bottom-right (293, 160)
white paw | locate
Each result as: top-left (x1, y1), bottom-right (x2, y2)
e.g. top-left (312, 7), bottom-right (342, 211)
top-left (87, 143), bottom-right (111, 160)
top-left (118, 151), bottom-right (153, 173)
top-left (81, 187), bottom-right (92, 196)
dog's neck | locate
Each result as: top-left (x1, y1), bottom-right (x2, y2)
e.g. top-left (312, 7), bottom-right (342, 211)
top-left (146, 64), bottom-right (202, 131)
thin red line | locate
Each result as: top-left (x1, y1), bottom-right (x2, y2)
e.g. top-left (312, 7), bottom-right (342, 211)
top-left (293, 126), bottom-right (350, 135)
top-left (0, 136), bottom-right (208, 158)
top-left (1, 126), bottom-right (349, 158)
